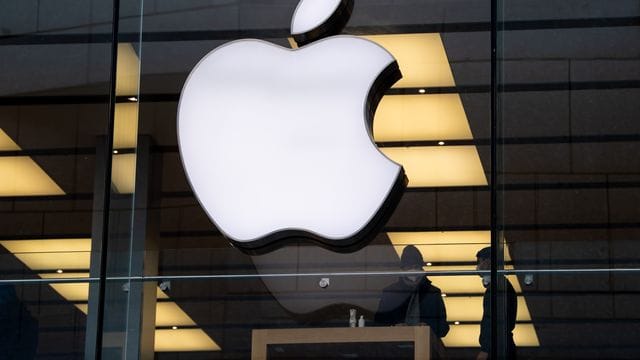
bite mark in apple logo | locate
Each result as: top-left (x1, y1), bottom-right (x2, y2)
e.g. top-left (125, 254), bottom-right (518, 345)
top-left (177, 0), bottom-right (407, 254)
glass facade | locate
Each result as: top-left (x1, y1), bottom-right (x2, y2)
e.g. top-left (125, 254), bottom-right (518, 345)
top-left (0, 0), bottom-right (638, 359)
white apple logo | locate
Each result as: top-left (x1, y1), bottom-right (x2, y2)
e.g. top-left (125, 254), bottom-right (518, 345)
top-left (178, 0), bottom-right (406, 252)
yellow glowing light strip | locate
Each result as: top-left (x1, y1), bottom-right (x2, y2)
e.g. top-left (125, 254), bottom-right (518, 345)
top-left (0, 129), bottom-right (20, 151)
top-left (113, 103), bottom-right (139, 149)
top-left (155, 301), bottom-right (197, 327)
top-left (116, 43), bottom-right (140, 97)
top-left (388, 231), bottom-right (537, 346)
top-left (291, 33), bottom-right (454, 88)
top-left (430, 274), bottom-right (523, 295)
top-left (0, 239), bottom-right (91, 270)
top-left (444, 296), bottom-right (532, 322)
top-left (0, 129), bottom-right (65, 196)
top-left (381, 146), bottom-right (488, 187)
top-left (388, 230), bottom-right (490, 246)
top-left (363, 33), bottom-right (455, 88)
top-left (0, 238), bottom-right (220, 352)
top-left (373, 94), bottom-right (472, 142)
top-left (111, 43), bottom-right (140, 194)
top-left (443, 324), bottom-right (540, 347)
top-left (111, 153), bottom-right (136, 194)
top-left (39, 272), bottom-right (90, 302)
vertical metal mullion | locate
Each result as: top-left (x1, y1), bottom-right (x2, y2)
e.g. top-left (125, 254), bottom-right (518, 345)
top-left (490, 0), bottom-right (499, 358)
top-left (94, 0), bottom-right (121, 357)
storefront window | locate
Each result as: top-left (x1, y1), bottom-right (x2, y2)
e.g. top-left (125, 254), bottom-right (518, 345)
top-left (0, 0), bottom-right (114, 358)
top-left (496, 0), bottom-right (640, 358)
top-left (1, 0), bottom-right (638, 359)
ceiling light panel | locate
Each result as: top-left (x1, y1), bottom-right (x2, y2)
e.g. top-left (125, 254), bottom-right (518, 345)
top-left (0, 129), bottom-right (20, 151)
top-left (0, 129), bottom-right (64, 197)
top-left (444, 296), bottom-right (532, 322)
top-left (380, 146), bottom-right (488, 187)
top-left (155, 302), bottom-right (197, 327)
top-left (1, 237), bottom-right (220, 352)
top-left (373, 94), bottom-right (472, 142)
top-left (443, 324), bottom-right (539, 347)
top-left (111, 153), bottom-right (136, 194)
top-left (363, 33), bottom-right (455, 88)
top-left (116, 43), bottom-right (140, 96)
top-left (39, 272), bottom-right (89, 301)
top-left (113, 103), bottom-right (139, 149)
top-left (389, 231), bottom-right (489, 245)
top-left (290, 33), bottom-right (454, 88)
top-left (0, 239), bottom-right (91, 270)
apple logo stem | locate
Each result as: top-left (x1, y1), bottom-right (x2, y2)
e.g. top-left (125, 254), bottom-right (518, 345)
top-left (177, 0), bottom-right (407, 254)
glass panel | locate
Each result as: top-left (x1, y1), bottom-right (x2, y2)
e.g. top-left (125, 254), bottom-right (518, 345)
top-left (497, 0), bottom-right (640, 358)
top-left (0, 0), bottom-right (114, 357)
top-left (102, 0), bottom-right (492, 358)
top-left (0, 282), bottom-right (91, 358)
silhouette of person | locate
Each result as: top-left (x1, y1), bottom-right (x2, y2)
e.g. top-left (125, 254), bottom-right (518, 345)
top-left (476, 247), bottom-right (517, 360)
top-left (375, 245), bottom-right (450, 338)
top-left (0, 285), bottom-right (38, 359)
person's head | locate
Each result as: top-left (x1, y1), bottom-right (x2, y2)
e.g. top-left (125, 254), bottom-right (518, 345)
top-left (476, 247), bottom-right (492, 286)
top-left (476, 246), bottom-right (491, 271)
top-left (400, 245), bottom-right (424, 284)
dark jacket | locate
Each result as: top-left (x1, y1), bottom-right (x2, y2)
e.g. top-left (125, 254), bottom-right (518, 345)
top-left (479, 276), bottom-right (517, 359)
top-left (374, 277), bottom-right (450, 338)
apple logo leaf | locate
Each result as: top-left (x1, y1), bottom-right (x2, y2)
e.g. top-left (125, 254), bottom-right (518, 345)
top-left (177, 0), bottom-right (407, 254)
top-left (291, 0), bottom-right (354, 46)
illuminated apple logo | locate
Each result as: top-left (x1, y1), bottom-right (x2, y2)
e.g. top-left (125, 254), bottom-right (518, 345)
top-left (178, 0), bottom-right (406, 253)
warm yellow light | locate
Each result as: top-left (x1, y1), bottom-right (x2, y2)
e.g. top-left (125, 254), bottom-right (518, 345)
top-left (429, 273), bottom-right (523, 295)
top-left (116, 43), bottom-right (140, 96)
top-left (157, 288), bottom-right (170, 300)
top-left (388, 231), bottom-right (514, 260)
top-left (289, 33), bottom-right (453, 88)
top-left (0, 156), bottom-right (65, 196)
top-left (155, 301), bottom-right (197, 327)
top-left (1, 236), bottom-right (220, 352)
top-left (373, 94), bottom-right (472, 142)
top-left (0, 238), bottom-right (91, 253)
top-left (75, 303), bottom-right (89, 314)
top-left (389, 230), bottom-right (489, 246)
top-left (39, 272), bottom-right (90, 301)
top-left (113, 44), bottom-right (140, 162)
top-left (387, 231), bottom-right (491, 262)
top-left (430, 274), bottom-right (483, 294)
top-left (0, 129), bottom-right (20, 151)
top-left (0, 130), bottom-right (64, 196)
top-left (444, 296), bottom-right (532, 322)
top-left (0, 239), bottom-right (91, 270)
top-left (155, 329), bottom-right (221, 352)
top-left (113, 103), bottom-right (139, 149)
top-left (363, 33), bottom-right (455, 88)
top-left (388, 231), bottom-right (520, 292)
top-left (111, 153), bottom-right (136, 194)
top-left (514, 324), bottom-right (540, 347)
top-left (399, 243), bottom-right (489, 264)
top-left (443, 324), bottom-right (539, 347)
top-left (381, 146), bottom-right (487, 187)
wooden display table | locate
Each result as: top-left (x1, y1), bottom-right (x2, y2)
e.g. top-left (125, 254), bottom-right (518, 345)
top-left (251, 325), bottom-right (444, 359)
